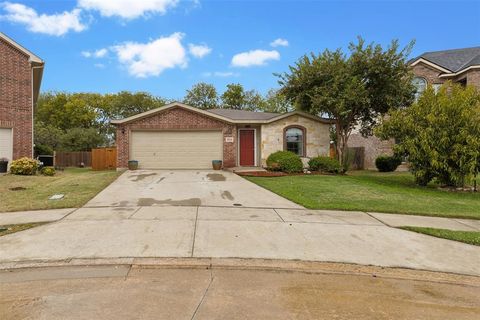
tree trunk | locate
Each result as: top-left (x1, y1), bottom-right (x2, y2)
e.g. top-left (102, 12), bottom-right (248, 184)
top-left (335, 120), bottom-right (350, 170)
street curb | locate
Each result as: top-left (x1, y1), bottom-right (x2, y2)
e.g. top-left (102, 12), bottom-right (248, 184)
top-left (1, 257), bottom-right (479, 287)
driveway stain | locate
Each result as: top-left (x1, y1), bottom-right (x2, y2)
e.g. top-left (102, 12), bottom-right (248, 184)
top-left (137, 198), bottom-right (201, 206)
top-left (221, 191), bottom-right (234, 200)
top-left (113, 207), bottom-right (135, 211)
top-left (206, 173), bottom-right (226, 181)
top-left (111, 201), bottom-right (130, 207)
top-left (130, 173), bottom-right (157, 182)
top-left (155, 177), bottom-right (165, 184)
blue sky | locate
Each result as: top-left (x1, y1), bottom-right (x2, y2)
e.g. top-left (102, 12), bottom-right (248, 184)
top-left (1, 0), bottom-right (479, 99)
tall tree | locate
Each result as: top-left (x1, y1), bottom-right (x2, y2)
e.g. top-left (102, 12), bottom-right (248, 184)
top-left (221, 83), bottom-right (245, 109)
top-left (262, 89), bottom-right (293, 113)
top-left (243, 89), bottom-right (267, 111)
top-left (220, 84), bottom-right (267, 110)
top-left (278, 37), bottom-right (415, 166)
top-left (183, 82), bottom-right (218, 109)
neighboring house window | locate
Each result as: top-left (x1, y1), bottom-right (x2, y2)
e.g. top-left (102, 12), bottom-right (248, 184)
top-left (284, 126), bottom-right (306, 156)
top-left (412, 77), bottom-right (427, 100)
top-left (432, 83), bottom-right (442, 93)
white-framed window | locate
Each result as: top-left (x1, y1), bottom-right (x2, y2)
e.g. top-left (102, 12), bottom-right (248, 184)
top-left (412, 77), bottom-right (427, 101)
top-left (284, 127), bottom-right (305, 156)
top-left (432, 83), bottom-right (442, 94)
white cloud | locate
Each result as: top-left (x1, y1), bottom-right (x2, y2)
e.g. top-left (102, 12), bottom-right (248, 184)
top-left (203, 71), bottom-right (238, 77)
top-left (1, 2), bottom-right (87, 36)
top-left (78, 0), bottom-right (179, 19)
top-left (231, 49), bottom-right (280, 67)
top-left (270, 38), bottom-right (289, 47)
top-left (82, 48), bottom-right (108, 58)
top-left (81, 51), bottom-right (92, 58)
top-left (94, 48), bottom-right (108, 57)
top-left (112, 32), bottom-right (187, 78)
top-left (188, 43), bottom-right (211, 58)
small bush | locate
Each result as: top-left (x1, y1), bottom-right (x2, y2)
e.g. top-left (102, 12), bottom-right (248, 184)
top-left (40, 166), bottom-right (56, 176)
top-left (266, 151), bottom-right (303, 173)
top-left (375, 155), bottom-right (402, 172)
top-left (308, 156), bottom-right (341, 173)
top-left (10, 157), bottom-right (40, 175)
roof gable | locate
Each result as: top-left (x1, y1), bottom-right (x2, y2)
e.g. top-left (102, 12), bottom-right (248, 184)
top-left (111, 103), bottom-right (333, 125)
top-left (110, 102), bottom-right (233, 125)
top-left (0, 32), bottom-right (43, 64)
top-left (410, 46), bottom-right (480, 73)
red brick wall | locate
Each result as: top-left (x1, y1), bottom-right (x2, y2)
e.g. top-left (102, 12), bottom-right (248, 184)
top-left (115, 107), bottom-right (237, 168)
top-left (412, 62), bottom-right (480, 89)
top-left (411, 63), bottom-right (446, 85)
top-left (0, 38), bottom-right (33, 160)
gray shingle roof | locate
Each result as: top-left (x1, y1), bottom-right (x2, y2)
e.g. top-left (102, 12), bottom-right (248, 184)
top-left (206, 108), bottom-right (280, 120)
top-left (415, 47), bottom-right (480, 72)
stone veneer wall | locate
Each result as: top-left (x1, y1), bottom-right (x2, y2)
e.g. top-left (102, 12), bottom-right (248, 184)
top-left (115, 107), bottom-right (237, 168)
top-left (0, 37), bottom-right (33, 159)
top-left (260, 115), bottom-right (330, 166)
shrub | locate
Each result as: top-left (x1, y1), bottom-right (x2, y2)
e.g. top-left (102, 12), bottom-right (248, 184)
top-left (376, 82), bottom-right (480, 187)
top-left (308, 156), bottom-right (341, 173)
top-left (34, 144), bottom-right (53, 156)
top-left (10, 157), bottom-right (40, 175)
top-left (40, 166), bottom-right (56, 176)
top-left (375, 155), bottom-right (402, 172)
top-left (266, 151), bottom-right (303, 173)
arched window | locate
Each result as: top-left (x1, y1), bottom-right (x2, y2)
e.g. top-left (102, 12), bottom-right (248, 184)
top-left (284, 126), bottom-right (306, 157)
top-left (412, 77), bottom-right (427, 100)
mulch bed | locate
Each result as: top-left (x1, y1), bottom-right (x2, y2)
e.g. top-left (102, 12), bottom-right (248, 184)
top-left (236, 171), bottom-right (287, 177)
top-left (236, 171), bottom-right (338, 177)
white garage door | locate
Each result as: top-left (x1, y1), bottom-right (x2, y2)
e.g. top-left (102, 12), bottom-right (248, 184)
top-left (131, 131), bottom-right (223, 169)
top-left (0, 128), bottom-right (13, 161)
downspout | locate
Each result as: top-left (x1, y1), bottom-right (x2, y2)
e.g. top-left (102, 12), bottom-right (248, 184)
top-left (31, 64), bottom-right (43, 158)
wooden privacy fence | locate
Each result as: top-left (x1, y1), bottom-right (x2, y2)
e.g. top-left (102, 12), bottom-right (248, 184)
top-left (54, 151), bottom-right (92, 167)
top-left (92, 147), bottom-right (117, 170)
top-left (347, 147), bottom-right (365, 170)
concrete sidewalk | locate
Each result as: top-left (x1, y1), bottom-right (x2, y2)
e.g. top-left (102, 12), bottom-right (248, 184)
top-left (2, 206), bottom-right (479, 231)
top-left (0, 208), bottom-right (75, 225)
top-left (0, 206), bottom-right (479, 276)
top-left (369, 212), bottom-right (480, 231)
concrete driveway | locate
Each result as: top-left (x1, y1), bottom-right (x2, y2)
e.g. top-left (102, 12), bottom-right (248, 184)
top-left (0, 169), bottom-right (479, 276)
top-left (85, 170), bottom-right (301, 209)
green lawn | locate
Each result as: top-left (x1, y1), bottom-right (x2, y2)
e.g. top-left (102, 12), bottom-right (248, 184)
top-left (0, 222), bottom-right (47, 237)
top-left (246, 171), bottom-right (480, 219)
top-left (400, 227), bottom-right (480, 246)
top-left (0, 168), bottom-right (121, 212)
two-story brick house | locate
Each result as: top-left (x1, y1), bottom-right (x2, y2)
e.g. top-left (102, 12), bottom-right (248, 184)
top-left (0, 32), bottom-right (44, 162)
top-left (349, 46), bottom-right (480, 169)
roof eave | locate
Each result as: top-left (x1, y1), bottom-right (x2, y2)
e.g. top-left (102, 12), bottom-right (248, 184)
top-left (438, 65), bottom-right (480, 78)
top-left (0, 32), bottom-right (44, 64)
top-left (409, 57), bottom-right (453, 74)
top-left (110, 102), bottom-right (236, 125)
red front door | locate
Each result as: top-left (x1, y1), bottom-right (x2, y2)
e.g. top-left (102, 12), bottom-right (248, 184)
top-left (239, 130), bottom-right (255, 166)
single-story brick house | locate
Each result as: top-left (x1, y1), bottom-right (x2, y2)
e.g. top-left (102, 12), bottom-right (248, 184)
top-left (112, 102), bottom-right (333, 169)
top-left (0, 32), bottom-right (44, 162)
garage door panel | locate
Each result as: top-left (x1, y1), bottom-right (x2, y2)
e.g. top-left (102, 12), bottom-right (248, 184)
top-left (131, 131), bottom-right (223, 169)
top-left (0, 128), bottom-right (13, 161)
